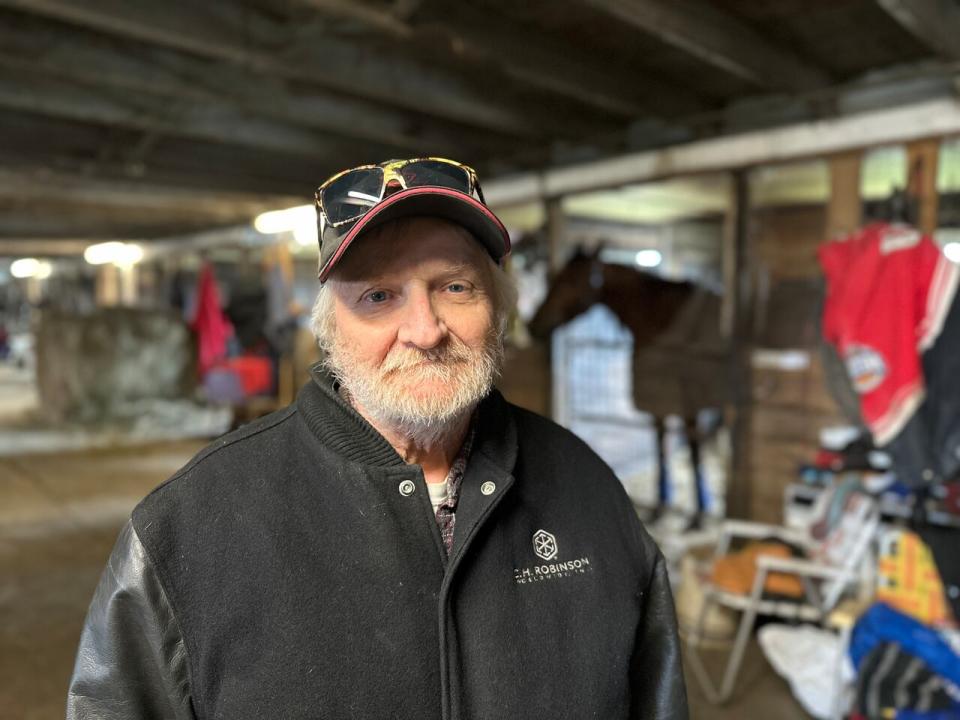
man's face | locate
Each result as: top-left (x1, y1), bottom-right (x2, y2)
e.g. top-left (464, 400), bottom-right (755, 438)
top-left (323, 217), bottom-right (500, 436)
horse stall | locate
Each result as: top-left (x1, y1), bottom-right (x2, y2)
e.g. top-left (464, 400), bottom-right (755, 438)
top-left (523, 203), bottom-right (733, 526)
top-left (513, 151), bottom-right (928, 530)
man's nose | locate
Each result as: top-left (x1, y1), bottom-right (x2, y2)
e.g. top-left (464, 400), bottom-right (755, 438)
top-left (397, 289), bottom-right (446, 349)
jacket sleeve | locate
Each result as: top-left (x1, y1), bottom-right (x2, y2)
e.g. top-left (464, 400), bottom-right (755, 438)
top-left (630, 550), bottom-right (689, 720)
top-left (67, 520), bottom-right (196, 720)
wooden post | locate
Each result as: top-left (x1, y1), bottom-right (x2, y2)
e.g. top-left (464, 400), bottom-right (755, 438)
top-left (118, 264), bottom-right (139, 306)
top-left (725, 169), bottom-right (753, 520)
top-left (826, 151), bottom-right (862, 239)
top-left (263, 242), bottom-right (298, 406)
top-left (95, 264), bottom-right (120, 307)
top-left (545, 197), bottom-right (566, 278)
top-left (907, 138), bottom-right (940, 234)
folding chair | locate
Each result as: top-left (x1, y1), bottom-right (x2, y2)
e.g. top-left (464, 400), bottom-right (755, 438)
top-left (682, 490), bottom-right (880, 704)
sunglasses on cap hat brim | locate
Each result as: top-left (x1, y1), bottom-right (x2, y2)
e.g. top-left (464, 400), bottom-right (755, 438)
top-left (314, 157), bottom-right (511, 282)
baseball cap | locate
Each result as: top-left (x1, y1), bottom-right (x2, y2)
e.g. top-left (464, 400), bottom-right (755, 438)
top-left (314, 158), bottom-right (511, 282)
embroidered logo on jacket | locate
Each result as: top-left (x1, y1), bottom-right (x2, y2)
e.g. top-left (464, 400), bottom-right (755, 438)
top-left (514, 529), bottom-right (594, 585)
top-left (532, 529), bottom-right (558, 560)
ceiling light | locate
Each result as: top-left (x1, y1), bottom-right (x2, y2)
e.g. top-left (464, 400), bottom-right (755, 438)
top-left (293, 223), bottom-right (318, 247)
top-left (84, 241), bottom-right (143, 266)
top-left (114, 243), bottom-right (144, 267)
top-left (84, 241), bottom-right (125, 265)
top-left (635, 249), bottom-right (663, 268)
top-left (10, 258), bottom-right (52, 279)
top-left (254, 205), bottom-right (314, 234)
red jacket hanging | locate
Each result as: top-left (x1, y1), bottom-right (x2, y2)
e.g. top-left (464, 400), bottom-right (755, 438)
top-left (191, 262), bottom-right (234, 377)
top-left (820, 223), bottom-right (959, 446)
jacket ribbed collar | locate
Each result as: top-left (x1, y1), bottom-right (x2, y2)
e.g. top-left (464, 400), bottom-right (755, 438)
top-left (296, 364), bottom-right (518, 475)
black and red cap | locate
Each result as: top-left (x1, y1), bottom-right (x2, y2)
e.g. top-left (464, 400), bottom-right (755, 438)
top-left (314, 158), bottom-right (511, 282)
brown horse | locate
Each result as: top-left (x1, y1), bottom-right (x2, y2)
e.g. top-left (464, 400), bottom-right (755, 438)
top-left (528, 247), bottom-right (729, 518)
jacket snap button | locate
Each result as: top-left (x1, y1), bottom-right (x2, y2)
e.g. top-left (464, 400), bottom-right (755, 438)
top-left (399, 480), bottom-right (416, 496)
top-left (480, 481), bottom-right (496, 496)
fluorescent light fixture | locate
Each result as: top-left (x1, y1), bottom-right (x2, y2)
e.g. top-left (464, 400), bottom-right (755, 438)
top-left (293, 224), bottom-right (318, 247)
top-left (945, 241), bottom-right (960, 263)
top-left (10, 258), bottom-right (52, 279)
top-left (114, 243), bottom-right (143, 267)
top-left (84, 241), bottom-right (124, 265)
top-left (254, 204), bottom-right (314, 234)
top-left (11, 258), bottom-right (39, 278)
top-left (83, 241), bottom-right (143, 266)
top-left (635, 249), bottom-right (663, 268)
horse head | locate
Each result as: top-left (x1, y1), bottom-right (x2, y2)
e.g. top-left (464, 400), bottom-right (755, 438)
top-left (528, 245), bottom-right (606, 341)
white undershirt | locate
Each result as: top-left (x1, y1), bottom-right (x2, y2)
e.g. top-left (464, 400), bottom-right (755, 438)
top-left (426, 480), bottom-right (449, 514)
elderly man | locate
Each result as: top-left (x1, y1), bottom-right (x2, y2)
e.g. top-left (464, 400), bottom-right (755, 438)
top-left (68, 158), bottom-right (687, 719)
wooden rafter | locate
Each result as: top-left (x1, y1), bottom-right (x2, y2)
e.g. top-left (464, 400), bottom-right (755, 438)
top-left (581, 0), bottom-right (830, 91)
top-left (876, 0), bottom-right (960, 61)
top-left (0, 0), bottom-right (543, 136)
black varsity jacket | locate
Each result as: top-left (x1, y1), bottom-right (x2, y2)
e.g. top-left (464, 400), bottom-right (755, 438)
top-left (67, 368), bottom-right (688, 720)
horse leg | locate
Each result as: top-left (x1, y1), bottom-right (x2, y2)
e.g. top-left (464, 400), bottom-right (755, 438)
top-left (684, 416), bottom-right (708, 528)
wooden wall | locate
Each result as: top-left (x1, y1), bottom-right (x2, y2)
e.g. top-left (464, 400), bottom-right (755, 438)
top-left (743, 202), bottom-right (850, 522)
top-left (740, 140), bottom-right (942, 523)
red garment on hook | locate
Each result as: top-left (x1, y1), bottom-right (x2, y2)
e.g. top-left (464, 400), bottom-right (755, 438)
top-left (191, 263), bottom-right (234, 377)
top-left (820, 223), bottom-right (958, 445)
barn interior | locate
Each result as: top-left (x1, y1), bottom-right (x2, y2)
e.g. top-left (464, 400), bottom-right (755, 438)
top-left (4, 1), bottom-right (960, 718)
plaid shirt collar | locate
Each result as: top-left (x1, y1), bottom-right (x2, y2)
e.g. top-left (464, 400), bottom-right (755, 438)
top-left (437, 417), bottom-right (476, 513)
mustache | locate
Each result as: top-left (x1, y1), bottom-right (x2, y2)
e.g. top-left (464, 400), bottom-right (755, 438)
top-left (379, 341), bottom-right (474, 375)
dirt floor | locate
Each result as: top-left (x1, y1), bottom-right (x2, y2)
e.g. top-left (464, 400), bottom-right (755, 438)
top-left (0, 440), bottom-right (814, 719)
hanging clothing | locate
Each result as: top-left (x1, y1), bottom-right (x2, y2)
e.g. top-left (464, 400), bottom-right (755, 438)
top-left (913, 288), bottom-right (960, 484)
top-left (225, 268), bottom-right (268, 350)
top-left (191, 263), bottom-right (234, 378)
top-left (264, 262), bottom-right (297, 355)
top-left (820, 223), bottom-right (960, 485)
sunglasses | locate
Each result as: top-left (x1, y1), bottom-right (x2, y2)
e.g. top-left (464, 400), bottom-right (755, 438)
top-left (315, 157), bottom-right (485, 229)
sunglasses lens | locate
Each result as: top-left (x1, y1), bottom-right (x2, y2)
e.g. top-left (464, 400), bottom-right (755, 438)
top-left (321, 167), bottom-right (384, 225)
top-left (398, 160), bottom-right (471, 193)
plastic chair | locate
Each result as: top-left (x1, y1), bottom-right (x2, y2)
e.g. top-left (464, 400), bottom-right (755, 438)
top-left (683, 489), bottom-right (880, 704)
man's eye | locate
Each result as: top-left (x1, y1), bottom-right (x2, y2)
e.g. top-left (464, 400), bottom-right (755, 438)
top-left (366, 290), bottom-right (389, 303)
top-left (446, 283), bottom-right (468, 293)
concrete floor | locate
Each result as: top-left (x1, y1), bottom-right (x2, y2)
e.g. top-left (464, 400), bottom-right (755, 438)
top-left (0, 440), bottom-right (813, 719)
top-left (0, 441), bottom-right (206, 719)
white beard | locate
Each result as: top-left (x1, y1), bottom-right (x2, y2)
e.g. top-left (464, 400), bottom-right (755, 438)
top-left (324, 330), bottom-right (502, 449)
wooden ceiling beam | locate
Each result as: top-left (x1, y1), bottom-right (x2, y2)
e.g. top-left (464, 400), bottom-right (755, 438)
top-left (0, 65), bottom-right (409, 160)
top-left (0, 238), bottom-right (95, 256)
top-left (0, 21), bottom-right (499, 156)
top-left (484, 97), bottom-right (960, 206)
top-left (876, 0), bottom-right (960, 61)
top-left (0, 207), bottom-right (242, 240)
top-left (0, 168), bottom-right (301, 214)
top-left (0, 0), bottom-right (541, 137)
top-left (298, 0), bottom-right (705, 118)
top-left (0, 152), bottom-right (318, 198)
top-left (581, 0), bottom-right (830, 91)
